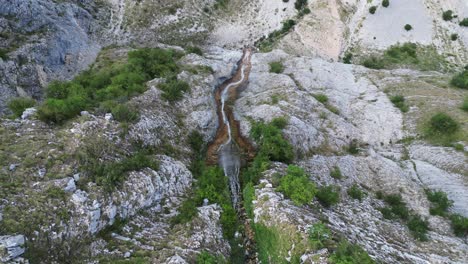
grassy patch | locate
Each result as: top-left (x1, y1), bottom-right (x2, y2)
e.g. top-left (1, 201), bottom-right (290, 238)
top-left (389, 95), bottom-right (409, 112)
top-left (330, 166), bottom-right (342, 179)
top-left (269, 61), bottom-right (284, 74)
top-left (329, 240), bottom-right (374, 264)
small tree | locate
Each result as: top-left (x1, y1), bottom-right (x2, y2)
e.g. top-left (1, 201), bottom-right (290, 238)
top-left (442, 10), bottom-right (453, 21)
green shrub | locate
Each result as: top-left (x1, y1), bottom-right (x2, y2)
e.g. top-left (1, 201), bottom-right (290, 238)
top-left (186, 46), bottom-right (203, 56)
top-left (390, 95), bottom-right (409, 112)
top-left (379, 193), bottom-right (409, 220)
top-left (347, 140), bottom-right (360, 154)
top-left (171, 199), bottom-right (198, 225)
top-left (382, 0), bottom-right (389, 7)
top-left (460, 18), bottom-right (468, 27)
top-left (347, 184), bottom-right (365, 201)
top-left (343, 53), bottom-right (353, 64)
top-left (407, 215), bottom-right (429, 241)
top-left (278, 165), bottom-right (317, 206)
top-left (316, 185), bottom-right (340, 207)
top-left (250, 117), bottom-right (294, 164)
top-left (451, 70), bottom-right (468, 89)
top-left (404, 24), bottom-right (413, 31)
top-left (427, 112), bottom-right (459, 135)
top-left (362, 56), bottom-right (385, 69)
top-left (111, 104), bottom-right (139, 123)
top-left (449, 214), bottom-right (468, 237)
top-left (426, 190), bottom-right (453, 216)
top-left (294, 0), bottom-right (308, 10)
top-left (196, 251), bottom-right (226, 264)
top-left (269, 61), bottom-right (284, 73)
top-left (7, 97), bottom-right (36, 117)
top-left (313, 93), bottom-right (329, 104)
top-left (159, 78), bottom-right (190, 102)
top-left (308, 222), bottom-right (332, 249)
top-left (329, 240), bottom-right (374, 264)
top-left (330, 166), bottom-right (342, 179)
top-left (0, 48), bottom-right (8, 60)
top-left (451, 33), bottom-right (458, 41)
top-left (369, 6), bottom-right (377, 14)
top-left (461, 96), bottom-right (468, 112)
top-left (442, 10), bottom-right (454, 21)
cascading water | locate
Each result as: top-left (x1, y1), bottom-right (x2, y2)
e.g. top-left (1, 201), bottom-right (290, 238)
top-left (206, 48), bottom-right (253, 209)
top-left (218, 50), bottom-right (250, 208)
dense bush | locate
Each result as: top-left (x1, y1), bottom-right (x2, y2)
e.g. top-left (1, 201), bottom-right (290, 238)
top-left (404, 24), bottom-right (413, 31)
top-left (278, 165), bottom-right (317, 206)
top-left (7, 97), bottom-right (36, 117)
top-left (426, 190), bottom-right (453, 216)
top-left (250, 117), bottom-right (294, 164)
top-left (329, 240), bottom-right (374, 264)
top-left (460, 18), bottom-right (468, 27)
top-left (316, 185), bottom-right (340, 207)
top-left (269, 61), bottom-right (284, 73)
top-left (427, 112), bottom-right (459, 135)
top-left (330, 166), bottom-right (342, 179)
top-left (390, 95), bottom-right (409, 112)
top-left (449, 214), bottom-right (468, 237)
top-left (38, 48), bottom-right (183, 124)
top-left (347, 184), bottom-right (365, 201)
top-left (451, 70), bottom-right (468, 89)
top-left (442, 10), bottom-right (454, 21)
top-left (407, 215), bottom-right (430, 241)
top-left (369, 6), bottom-right (377, 14)
top-left (382, 0), bottom-right (389, 8)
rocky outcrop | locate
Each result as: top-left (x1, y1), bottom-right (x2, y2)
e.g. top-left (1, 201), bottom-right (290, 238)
top-left (0, 235), bottom-right (25, 263)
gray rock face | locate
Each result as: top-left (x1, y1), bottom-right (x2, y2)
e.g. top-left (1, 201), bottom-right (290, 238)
top-left (0, 235), bottom-right (25, 262)
top-left (0, 0), bottom-right (107, 113)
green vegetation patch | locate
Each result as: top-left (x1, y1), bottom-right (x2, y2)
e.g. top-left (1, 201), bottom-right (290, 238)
top-left (7, 97), bottom-right (36, 117)
top-left (361, 43), bottom-right (447, 71)
top-left (269, 61), bottom-right (285, 74)
top-left (277, 165), bottom-right (317, 206)
top-left (37, 48), bottom-right (186, 124)
top-left (425, 190), bottom-right (453, 216)
top-left (451, 70), bottom-right (468, 89)
top-left (389, 95), bottom-right (409, 113)
top-left (316, 185), bottom-right (340, 207)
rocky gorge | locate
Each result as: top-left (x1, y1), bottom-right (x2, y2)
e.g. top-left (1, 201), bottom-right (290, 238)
top-left (0, 0), bottom-right (467, 263)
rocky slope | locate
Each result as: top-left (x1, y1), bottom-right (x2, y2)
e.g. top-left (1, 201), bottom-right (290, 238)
top-left (0, 0), bottom-right (467, 263)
